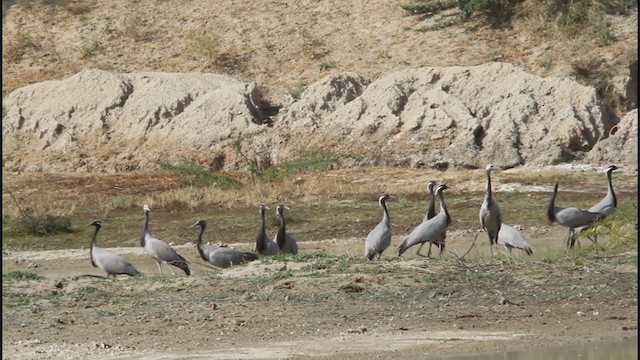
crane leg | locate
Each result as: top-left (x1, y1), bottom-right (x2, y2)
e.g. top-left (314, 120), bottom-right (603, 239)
top-left (569, 229), bottom-right (581, 249)
top-left (564, 230), bottom-right (573, 249)
top-left (156, 261), bottom-right (163, 275)
top-left (416, 243), bottom-right (426, 257)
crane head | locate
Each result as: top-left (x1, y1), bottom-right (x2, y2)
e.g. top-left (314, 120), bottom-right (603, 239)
top-left (89, 220), bottom-right (102, 228)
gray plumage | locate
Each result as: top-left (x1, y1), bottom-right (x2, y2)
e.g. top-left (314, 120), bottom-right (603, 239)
top-left (397, 184), bottom-right (451, 257)
top-left (140, 205), bottom-right (190, 275)
top-left (416, 180), bottom-right (440, 257)
top-left (275, 204), bottom-right (298, 255)
top-left (256, 204), bottom-right (280, 256)
top-left (546, 183), bottom-right (602, 249)
top-left (573, 165), bottom-right (619, 244)
top-left (192, 219), bottom-right (258, 268)
top-left (587, 165), bottom-right (619, 216)
top-left (365, 194), bottom-right (392, 260)
top-left (89, 220), bottom-right (140, 277)
top-left (497, 224), bottom-right (533, 256)
top-left (479, 164), bottom-right (502, 258)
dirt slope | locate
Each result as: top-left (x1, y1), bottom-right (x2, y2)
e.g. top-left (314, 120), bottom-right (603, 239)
top-left (2, 0), bottom-right (637, 104)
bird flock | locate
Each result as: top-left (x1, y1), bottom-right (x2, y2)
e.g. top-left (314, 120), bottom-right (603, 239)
top-left (88, 165), bottom-right (621, 278)
top-left (89, 203), bottom-right (299, 277)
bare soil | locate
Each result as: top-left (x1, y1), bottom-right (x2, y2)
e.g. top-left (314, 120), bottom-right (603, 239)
top-left (2, 0), bottom-right (637, 114)
top-left (2, 167), bottom-right (638, 359)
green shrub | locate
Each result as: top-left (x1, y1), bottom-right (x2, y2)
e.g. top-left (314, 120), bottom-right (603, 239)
top-left (592, 22), bottom-right (617, 46)
top-left (401, 0), bottom-right (521, 19)
top-left (574, 200), bottom-right (638, 253)
top-left (11, 214), bottom-right (75, 237)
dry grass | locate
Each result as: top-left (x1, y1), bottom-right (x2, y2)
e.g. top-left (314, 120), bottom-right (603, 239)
top-left (2, 0), bottom-right (635, 114)
top-left (2, 166), bottom-right (636, 250)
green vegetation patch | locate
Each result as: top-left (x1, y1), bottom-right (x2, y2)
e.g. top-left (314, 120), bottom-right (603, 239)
top-left (160, 160), bottom-right (242, 188)
top-left (7, 214), bottom-right (75, 237)
top-left (258, 150), bottom-right (343, 181)
top-left (3, 271), bottom-right (46, 282)
top-left (573, 199), bottom-right (638, 254)
top-left (3, 291), bottom-right (33, 308)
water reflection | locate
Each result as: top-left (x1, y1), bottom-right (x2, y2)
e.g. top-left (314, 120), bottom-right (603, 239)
top-left (442, 337), bottom-right (637, 360)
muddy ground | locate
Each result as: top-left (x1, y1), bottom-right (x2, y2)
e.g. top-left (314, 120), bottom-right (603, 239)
top-left (3, 229), bottom-right (638, 359)
top-left (2, 167), bottom-right (638, 359)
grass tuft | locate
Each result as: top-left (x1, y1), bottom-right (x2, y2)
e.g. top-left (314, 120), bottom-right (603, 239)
top-left (287, 79), bottom-right (306, 100)
top-left (160, 161), bottom-right (242, 188)
top-left (3, 271), bottom-right (46, 282)
top-left (401, 0), bottom-right (457, 15)
top-left (186, 30), bottom-right (220, 59)
top-left (2, 292), bottom-right (33, 308)
top-left (258, 150), bottom-right (342, 181)
top-left (10, 214), bottom-right (75, 237)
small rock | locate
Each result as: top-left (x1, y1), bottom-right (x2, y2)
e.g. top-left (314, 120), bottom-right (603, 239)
top-left (346, 326), bottom-right (367, 334)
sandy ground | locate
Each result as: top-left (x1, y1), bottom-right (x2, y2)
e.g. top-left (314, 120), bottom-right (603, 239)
top-left (2, 226), bottom-right (638, 359)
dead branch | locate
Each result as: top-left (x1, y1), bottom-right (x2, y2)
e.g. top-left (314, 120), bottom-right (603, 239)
top-left (5, 186), bottom-right (51, 236)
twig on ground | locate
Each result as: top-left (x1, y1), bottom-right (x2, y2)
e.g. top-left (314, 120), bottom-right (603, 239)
top-left (405, 265), bottom-right (435, 273)
top-left (450, 251), bottom-right (473, 271)
top-left (460, 232), bottom-right (480, 260)
top-left (191, 262), bottom-right (219, 270)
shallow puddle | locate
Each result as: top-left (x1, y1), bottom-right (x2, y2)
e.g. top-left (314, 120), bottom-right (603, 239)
top-left (442, 336), bottom-right (638, 360)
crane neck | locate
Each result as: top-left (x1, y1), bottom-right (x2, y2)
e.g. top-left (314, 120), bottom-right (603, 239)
top-left (437, 189), bottom-right (450, 224)
top-left (91, 225), bottom-right (100, 246)
top-left (427, 188), bottom-right (436, 219)
top-left (606, 170), bottom-right (617, 207)
top-left (195, 224), bottom-right (207, 260)
top-left (276, 210), bottom-right (287, 248)
top-left (140, 211), bottom-right (150, 247)
top-left (90, 225), bottom-right (99, 268)
top-left (196, 224), bottom-right (205, 244)
top-left (256, 209), bottom-right (267, 253)
top-left (547, 185), bottom-right (558, 222)
top-left (485, 170), bottom-right (493, 199)
top-left (381, 199), bottom-right (390, 224)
